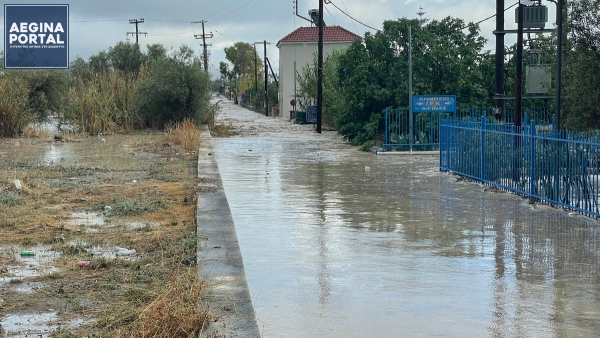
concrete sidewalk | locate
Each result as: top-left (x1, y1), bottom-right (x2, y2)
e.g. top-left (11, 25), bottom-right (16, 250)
top-left (196, 125), bottom-right (260, 338)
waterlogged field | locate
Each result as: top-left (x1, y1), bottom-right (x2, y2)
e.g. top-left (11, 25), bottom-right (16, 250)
top-left (0, 127), bottom-right (215, 337)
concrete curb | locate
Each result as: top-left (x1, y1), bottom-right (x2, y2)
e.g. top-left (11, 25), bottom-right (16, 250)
top-left (196, 125), bottom-right (260, 338)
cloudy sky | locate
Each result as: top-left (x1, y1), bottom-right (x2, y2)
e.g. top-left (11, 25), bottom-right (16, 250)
top-left (1, 0), bottom-right (558, 77)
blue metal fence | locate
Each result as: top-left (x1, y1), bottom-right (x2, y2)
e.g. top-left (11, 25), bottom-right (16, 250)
top-left (384, 108), bottom-right (444, 151)
top-left (383, 106), bottom-right (555, 152)
top-left (440, 115), bottom-right (600, 217)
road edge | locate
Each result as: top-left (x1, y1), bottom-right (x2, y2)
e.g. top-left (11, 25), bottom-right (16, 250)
top-left (196, 125), bottom-right (260, 338)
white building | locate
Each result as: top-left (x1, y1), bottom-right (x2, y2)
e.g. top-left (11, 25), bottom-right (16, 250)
top-left (277, 26), bottom-right (361, 120)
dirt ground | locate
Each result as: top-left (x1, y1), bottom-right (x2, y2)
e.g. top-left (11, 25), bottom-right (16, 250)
top-left (0, 129), bottom-right (217, 337)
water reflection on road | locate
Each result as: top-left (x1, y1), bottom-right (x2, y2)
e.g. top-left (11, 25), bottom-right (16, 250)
top-left (213, 118), bottom-right (599, 338)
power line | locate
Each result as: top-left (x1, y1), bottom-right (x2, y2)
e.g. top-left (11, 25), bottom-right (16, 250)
top-left (264, 1), bottom-right (292, 42)
top-left (266, 10), bottom-right (294, 43)
top-left (326, 0), bottom-right (380, 32)
top-left (424, 0), bottom-right (465, 19)
top-left (454, 2), bottom-right (518, 32)
top-left (338, 0), bottom-right (358, 33)
top-left (211, 0), bottom-right (266, 26)
top-left (324, 5), bottom-right (340, 27)
top-left (205, 0), bottom-right (243, 21)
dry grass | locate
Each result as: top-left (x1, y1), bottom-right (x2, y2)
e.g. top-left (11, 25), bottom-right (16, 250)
top-left (167, 119), bottom-right (202, 151)
top-left (0, 132), bottom-right (213, 337)
top-left (131, 267), bottom-right (211, 337)
top-left (209, 123), bottom-right (237, 138)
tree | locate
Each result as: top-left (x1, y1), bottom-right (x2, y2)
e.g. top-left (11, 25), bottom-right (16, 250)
top-left (331, 17), bottom-right (489, 145)
top-left (89, 51), bottom-right (110, 74)
top-left (224, 42), bottom-right (263, 93)
top-left (562, 0), bottom-right (600, 129)
top-left (108, 41), bottom-right (145, 73)
top-left (137, 46), bottom-right (212, 127)
top-left (146, 43), bottom-right (167, 61)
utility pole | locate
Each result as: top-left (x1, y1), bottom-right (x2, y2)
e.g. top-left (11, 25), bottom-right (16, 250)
top-left (254, 44), bottom-right (258, 94)
top-left (193, 21), bottom-right (213, 73)
top-left (417, 6), bottom-right (426, 21)
top-left (316, 0), bottom-right (323, 133)
top-left (555, 0), bottom-right (564, 131)
top-left (514, 2), bottom-right (524, 127)
top-left (127, 18), bottom-right (147, 45)
top-left (494, 0), bottom-right (505, 121)
top-left (264, 40), bottom-right (268, 116)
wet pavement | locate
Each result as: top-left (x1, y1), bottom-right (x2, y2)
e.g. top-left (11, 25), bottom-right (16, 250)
top-left (213, 99), bottom-right (600, 338)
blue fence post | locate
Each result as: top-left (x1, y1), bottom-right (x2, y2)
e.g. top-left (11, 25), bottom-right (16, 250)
top-left (384, 107), bottom-right (388, 151)
top-left (530, 119), bottom-right (536, 197)
top-left (471, 106), bottom-right (475, 122)
top-left (439, 114), bottom-right (443, 169)
top-left (481, 113), bottom-right (486, 182)
top-left (446, 116), bottom-right (450, 170)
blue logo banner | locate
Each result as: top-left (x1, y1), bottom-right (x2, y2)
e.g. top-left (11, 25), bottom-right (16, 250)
top-left (412, 95), bottom-right (456, 113)
top-left (4, 4), bottom-right (69, 69)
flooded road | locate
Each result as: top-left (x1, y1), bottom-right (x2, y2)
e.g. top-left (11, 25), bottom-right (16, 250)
top-left (213, 100), bottom-right (600, 338)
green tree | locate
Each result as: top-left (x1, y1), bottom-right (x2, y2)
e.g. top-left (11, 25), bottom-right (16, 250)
top-left (137, 46), bottom-right (212, 127)
top-left (146, 43), bottom-right (167, 61)
top-left (562, 0), bottom-right (600, 129)
top-left (89, 51), bottom-right (110, 74)
top-left (332, 17), bottom-right (489, 145)
top-left (108, 41), bottom-right (145, 73)
top-left (224, 42), bottom-right (263, 93)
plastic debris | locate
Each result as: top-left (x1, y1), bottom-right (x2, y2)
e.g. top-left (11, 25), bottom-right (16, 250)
top-left (14, 179), bottom-right (22, 190)
top-left (104, 206), bottom-right (112, 211)
top-left (114, 246), bottom-right (136, 256)
top-left (20, 250), bottom-right (36, 256)
top-left (77, 261), bottom-right (91, 267)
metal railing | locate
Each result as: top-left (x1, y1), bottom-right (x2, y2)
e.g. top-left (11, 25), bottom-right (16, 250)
top-left (440, 114), bottom-right (600, 217)
top-left (383, 106), bottom-right (554, 152)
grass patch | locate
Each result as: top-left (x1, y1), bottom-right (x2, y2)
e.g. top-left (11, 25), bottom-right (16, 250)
top-left (102, 196), bottom-right (171, 216)
top-left (167, 119), bottom-right (201, 151)
top-left (0, 192), bottom-right (22, 206)
top-left (209, 123), bottom-right (237, 137)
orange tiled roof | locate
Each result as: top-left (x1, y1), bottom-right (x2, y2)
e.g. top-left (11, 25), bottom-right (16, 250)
top-left (277, 26), bottom-right (362, 45)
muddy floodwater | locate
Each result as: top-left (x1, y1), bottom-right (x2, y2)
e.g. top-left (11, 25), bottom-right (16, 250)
top-left (213, 101), bottom-right (600, 338)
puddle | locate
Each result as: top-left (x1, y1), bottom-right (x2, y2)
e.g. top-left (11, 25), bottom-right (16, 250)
top-left (0, 245), bottom-right (60, 287)
top-left (65, 239), bottom-right (138, 260)
top-left (10, 281), bottom-right (46, 293)
top-left (0, 312), bottom-right (88, 337)
top-left (69, 212), bottom-right (156, 232)
top-left (70, 212), bottom-right (105, 227)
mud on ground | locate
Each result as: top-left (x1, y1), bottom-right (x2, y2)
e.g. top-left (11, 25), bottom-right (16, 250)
top-left (0, 131), bottom-right (216, 337)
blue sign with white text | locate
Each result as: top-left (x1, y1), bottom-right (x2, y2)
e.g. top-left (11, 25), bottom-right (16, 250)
top-left (306, 105), bottom-right (317, 123)
top-left (412, 95), bottom-right (456, 113)
top-left (4, 4), bottom-right (69, 69)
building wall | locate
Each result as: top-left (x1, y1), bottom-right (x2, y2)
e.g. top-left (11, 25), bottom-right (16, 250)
top-left (278, 41), bottom-right (352, 120)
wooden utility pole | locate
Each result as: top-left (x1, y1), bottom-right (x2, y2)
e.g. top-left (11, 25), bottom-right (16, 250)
top-left (193, 21), bottom-right (213, 73)
top-left (264, 40), bottom-right (268, 116)
top-left (127, 18), bottom-right (147, 44)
